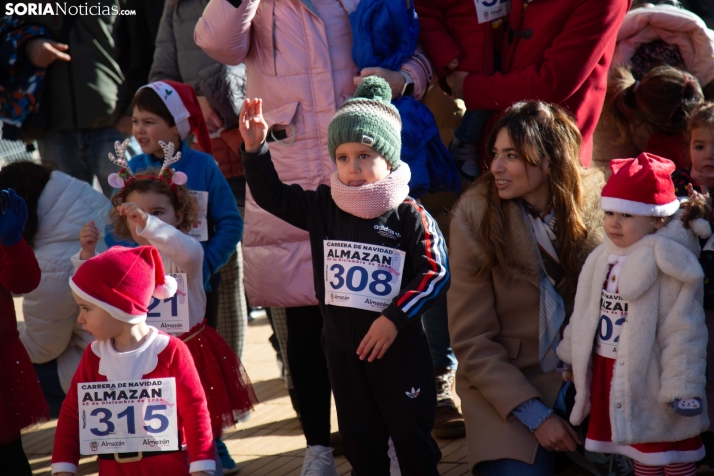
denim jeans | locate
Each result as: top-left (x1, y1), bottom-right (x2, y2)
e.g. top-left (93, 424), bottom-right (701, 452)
top-left (37, 127), bottom-right (139, 198)
top-left (477, 446), bottom-right (556, 476)
top-left (454, 109), bottom-right (492, 145)
top-left (421, 295), bottom-right (458, 370)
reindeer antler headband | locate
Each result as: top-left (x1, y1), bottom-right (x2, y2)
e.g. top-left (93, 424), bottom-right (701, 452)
top-left (107, 140), bottom-right (188, 200)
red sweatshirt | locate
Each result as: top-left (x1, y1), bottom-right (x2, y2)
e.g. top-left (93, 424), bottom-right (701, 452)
top-left (51, 331), bottom-right (215, 475)
top-left (415, 0), bottom-right (495, 77)
top-left (463, 0), bottom-right (630, 166)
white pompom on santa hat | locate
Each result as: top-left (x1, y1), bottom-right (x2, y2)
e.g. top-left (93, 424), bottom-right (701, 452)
top-left (69, 246), bottom-right (177, 324)
top-left (601, 152), bottom-right (680, 217)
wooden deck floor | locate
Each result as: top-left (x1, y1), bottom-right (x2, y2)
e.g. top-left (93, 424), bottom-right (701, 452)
top-left (17, 298), bottom-right (471, 475)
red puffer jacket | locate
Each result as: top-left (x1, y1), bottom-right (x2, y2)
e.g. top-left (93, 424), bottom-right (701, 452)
top-left (463, 0), bottom-right (631, 167)
top-left (415, 0), bottom-right (495, 77)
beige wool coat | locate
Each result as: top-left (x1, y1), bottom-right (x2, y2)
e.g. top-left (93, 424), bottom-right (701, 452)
top-left (447, 174), bottom-right (603, 469)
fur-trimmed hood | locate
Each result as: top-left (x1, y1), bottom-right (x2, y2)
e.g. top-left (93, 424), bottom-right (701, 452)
top-left (452, 169), bottom-right (605, 288)
top-left (557, 215), bottom-right (708, 445)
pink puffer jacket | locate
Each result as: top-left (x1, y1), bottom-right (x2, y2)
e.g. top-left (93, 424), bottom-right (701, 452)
top-left (195, 0), bottom-right (433, 307)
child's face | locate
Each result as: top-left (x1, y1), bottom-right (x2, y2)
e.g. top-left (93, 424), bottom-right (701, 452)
top-left (124, 190), bottom-right (184, 245)
top-left (335, 142), bottom-right (392, 186)
top-left (690, 127), bottom-right (714, 174)
top-left (73, 291), bottom-right (127, 341)
top-left (604, 211), bottom-right (658, 248)
top-left (132, 107), bottom-right (180, 157)
top-left (490, 128), bottom-right (550, 209)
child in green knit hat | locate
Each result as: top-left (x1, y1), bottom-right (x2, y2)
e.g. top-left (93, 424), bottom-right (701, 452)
top-left (240, 76), bottom-right (448, 475)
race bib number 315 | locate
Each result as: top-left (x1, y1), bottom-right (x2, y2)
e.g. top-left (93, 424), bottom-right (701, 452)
top-left (324, 240), bottom-right (405, 312)
top-left (78, 378), bottom-right (178, 455)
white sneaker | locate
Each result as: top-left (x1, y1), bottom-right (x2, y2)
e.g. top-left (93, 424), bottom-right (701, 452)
top-left (300, 445), bottom-right (338, 476)
top-left (388, 438), bottom-right (401, 476)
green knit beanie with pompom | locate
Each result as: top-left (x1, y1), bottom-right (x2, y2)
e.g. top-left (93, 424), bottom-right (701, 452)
top-left (327, 76), bottom-right (402, 169)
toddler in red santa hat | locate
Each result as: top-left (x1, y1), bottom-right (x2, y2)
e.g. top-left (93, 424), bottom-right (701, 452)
top-left (51, 245), bottom-right (215, 476)
top-left (558, 153), bottom-right (711, 476)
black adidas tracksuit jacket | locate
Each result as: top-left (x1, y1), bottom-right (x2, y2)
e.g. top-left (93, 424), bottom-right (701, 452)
top-left (243, 142), bottom-right (448, 475)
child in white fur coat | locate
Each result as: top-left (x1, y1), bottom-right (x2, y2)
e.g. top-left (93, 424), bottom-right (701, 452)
top-left (557, 153), bottom-right (710, 476)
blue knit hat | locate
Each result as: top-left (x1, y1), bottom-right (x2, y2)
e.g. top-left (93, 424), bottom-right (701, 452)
top-left (327, 76), bottom-right (402, 168)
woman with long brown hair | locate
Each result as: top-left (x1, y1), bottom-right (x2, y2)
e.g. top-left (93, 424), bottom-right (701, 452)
top-left (448, 101), bottom-right (604, 474)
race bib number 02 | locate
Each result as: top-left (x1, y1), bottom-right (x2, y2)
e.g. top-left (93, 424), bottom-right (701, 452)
top-left (145, 273), bottom-right (189, 334)
top-left (78, 378), bottom-right (178, 455)
top-left (324, 240), bottom-right (405, 312)
top-left (595, 290), bottom-right (628, 358)
top-left (475, 0), bottom-right (510, 23)
top-left (188, 191), bottom-right (209, 242)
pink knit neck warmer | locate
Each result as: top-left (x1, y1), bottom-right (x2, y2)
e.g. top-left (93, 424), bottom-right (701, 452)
top-left (691, 167), bottom-right (714, 189)
top-left (330, 162), bottom-right (411, 219)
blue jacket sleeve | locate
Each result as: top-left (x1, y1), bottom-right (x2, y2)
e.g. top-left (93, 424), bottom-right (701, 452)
top-left (202, 157), bottom-right (243, 289)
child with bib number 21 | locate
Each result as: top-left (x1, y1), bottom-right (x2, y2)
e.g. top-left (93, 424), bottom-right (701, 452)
top-left (51, 246), bottom-right (215, 475)
top-left (240, 76), bottom-right (450, 475)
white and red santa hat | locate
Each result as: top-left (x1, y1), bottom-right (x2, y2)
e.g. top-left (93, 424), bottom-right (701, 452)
top-left (69, 246), bottom-right (177, 324)
top-left (139, 80), bottom-right (213, 155)
top-left (601, 153), bottom-right (680, 217)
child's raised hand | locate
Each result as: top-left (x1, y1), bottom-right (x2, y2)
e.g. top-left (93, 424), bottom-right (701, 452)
top-left (688, 183), bottom-right (712, 209)
top-left (357, 315), bottom-right (398, 362)
top-left (79, 220), bottom-right (99, 260)
top-left (239, 98), bottom-right (268, 153)
top-left (117, 202), bottom-right (148, 229)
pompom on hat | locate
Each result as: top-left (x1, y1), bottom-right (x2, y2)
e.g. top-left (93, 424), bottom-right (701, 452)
top-left (327, 76), bottom-right (402, 169)
top-left (601, 153), bottom-right (680, 217)
top-left (69, 246), bottom-right (177, 324)
top-left (138, 80), bottom-right (213, 155)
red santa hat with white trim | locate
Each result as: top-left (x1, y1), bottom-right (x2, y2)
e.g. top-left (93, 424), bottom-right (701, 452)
top-left (69, 246), bottom-right (177, 324)
top-left (601, 153), bottom-right (680, 217)
top-left (139, 80), bottom-right (213, 155)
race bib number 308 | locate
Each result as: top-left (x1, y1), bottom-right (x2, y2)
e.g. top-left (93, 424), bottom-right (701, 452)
top-left (78, 378), bottom-right (178, 455)
top-left (324, 240), bottom-right (405, 312)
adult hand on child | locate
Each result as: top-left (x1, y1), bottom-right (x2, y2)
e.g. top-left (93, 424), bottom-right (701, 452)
top-left (357, 315), bottom-right (398, 362)
top-left (79, 220), bottom-right (100, 260)
top-left (533, 414), bottom-right (582, 452)
top-left (239, 98), bottom-right (268, 153)
top-left (445, 70), bottom-right (469, 100)
top-left (117, 202), bottom-right (148, 229)
top-left (446, 58), bottom-right (460, 70)
top-left (0, 189), bottom-right (28, 246)
top-left (354, 67), bottom-right (406, 99)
